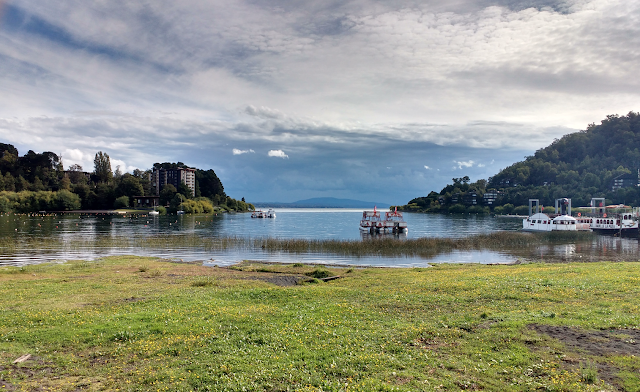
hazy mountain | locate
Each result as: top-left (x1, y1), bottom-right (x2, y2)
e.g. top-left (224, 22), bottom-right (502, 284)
top-left (253, 197), bottom-right (390, 208)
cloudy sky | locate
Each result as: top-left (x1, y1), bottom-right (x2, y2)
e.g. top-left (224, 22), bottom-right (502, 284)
top-left (0, 0), bottom-right (638, 204)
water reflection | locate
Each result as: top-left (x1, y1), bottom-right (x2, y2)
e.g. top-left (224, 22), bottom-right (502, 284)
top-left (0, 211), bottom-right (638, 267)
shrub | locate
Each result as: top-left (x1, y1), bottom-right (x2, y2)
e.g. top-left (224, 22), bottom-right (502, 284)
top-left (114, 195), bottom-right (130, 209)
top-left (448, 204), bottom-right (466, 214)
top-left (306, 268), bottom-right (331, 279)
top-left (53, 190), bottom-right (81, 211)
top-left (513, 205), bottom-right (529, 215)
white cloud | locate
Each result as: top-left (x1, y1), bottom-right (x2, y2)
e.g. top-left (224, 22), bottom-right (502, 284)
top-left (455, 160), bottom-right (475, 169)
top-left (233, 148), bottom-right (255, 155)
top-left (424, 165), bottom-right (431, 170)
top-left (268, 150), bottom-right (289, 159)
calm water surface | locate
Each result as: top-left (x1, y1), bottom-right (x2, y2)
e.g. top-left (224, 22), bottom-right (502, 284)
top-left (0, 209), bottom-right (637, 267)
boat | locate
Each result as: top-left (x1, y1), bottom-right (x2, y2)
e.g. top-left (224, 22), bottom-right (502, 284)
top-left (382, 207), bottom-right (408, 234)
top-left (522, 198), bottom-right (586, 232)
top-left (359, 207), bottom-right (383, 233)
top-left (578, 198), bottom-right (639, 236)
top-left (360, 206), bottom-right (408, 234)
top-left (251, 209), bottom-right (276, 219)
top-left (149, 210), bottom-right (159, 216)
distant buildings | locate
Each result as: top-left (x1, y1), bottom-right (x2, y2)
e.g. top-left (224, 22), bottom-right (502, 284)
top-left (611, 172), bottom-right (639, 191)
top-left (152, 167), bottom-right (196, 196)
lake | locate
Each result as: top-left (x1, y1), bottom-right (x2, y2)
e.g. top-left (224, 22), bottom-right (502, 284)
top-left (0, 209), bottom-right (637, 267)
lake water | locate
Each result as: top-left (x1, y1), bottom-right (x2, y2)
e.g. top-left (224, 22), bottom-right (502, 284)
top-left (0, 209), bottom-right (638, 267)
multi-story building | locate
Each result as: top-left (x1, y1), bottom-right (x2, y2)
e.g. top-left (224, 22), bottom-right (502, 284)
top-left (611, 172), bottom-right (639, 191)
top-left (153, 167), bottom-right (196, 197)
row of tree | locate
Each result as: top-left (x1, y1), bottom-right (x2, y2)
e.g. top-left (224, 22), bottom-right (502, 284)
top-left (399, 112), bottom-right (640, 213)
top-left (0, 143), bottom-right (252, 213)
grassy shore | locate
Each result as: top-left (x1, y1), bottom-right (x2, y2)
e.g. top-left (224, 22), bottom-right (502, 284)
top-left (2, 257), bottom-right (640, 391)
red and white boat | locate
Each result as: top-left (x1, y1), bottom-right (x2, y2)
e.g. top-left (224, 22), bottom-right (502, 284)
top-left (382, 207), bottom-right (408, 234)
top-left (360, 206), bottom-right (408, 234)
top-left (577, 198), bottom-right (639, 236)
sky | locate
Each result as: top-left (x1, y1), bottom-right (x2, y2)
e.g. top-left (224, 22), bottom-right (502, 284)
top-left (0, 0), bottom-right (638, 205)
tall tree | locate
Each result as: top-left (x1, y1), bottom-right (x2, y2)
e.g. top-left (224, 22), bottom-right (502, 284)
top-left (93, 152), bottom-right (112, 183)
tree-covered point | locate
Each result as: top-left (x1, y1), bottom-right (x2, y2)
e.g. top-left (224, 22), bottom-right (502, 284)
top-left (398, 112), bottom-right (640, 213)
top-left (0, 144), bottom-right (251, 213)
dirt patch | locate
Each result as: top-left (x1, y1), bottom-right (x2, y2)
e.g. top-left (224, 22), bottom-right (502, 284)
top-left (529, 324), bottom-right (640, 388)
top-left (246, 275), bottom-right (310, 286)
top-left (0, 380), bottom-right (15, 391)
top-left (530, 324), bottom-right (640, 357)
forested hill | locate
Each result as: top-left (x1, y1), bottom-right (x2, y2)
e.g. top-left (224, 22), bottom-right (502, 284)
top-left (399, 112), bottom-right (640, 213)
top-left (0, 144), bottom-right (251, 213)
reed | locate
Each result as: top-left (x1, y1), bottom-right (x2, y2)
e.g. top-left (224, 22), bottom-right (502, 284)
top-left (0, 231), bottom-right (595, 259)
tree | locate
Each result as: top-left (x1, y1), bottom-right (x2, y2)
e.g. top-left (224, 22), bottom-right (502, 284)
top-left (177, 181), bottom-right (193, 198)
top-left (195, 169), bottom-right (225, 200)
top-left (117, 174), bottom-right (144, 198)
top-left (93, 152), bottom-right (112, 183)
top-left (160, 184), bottom-right (177, 206)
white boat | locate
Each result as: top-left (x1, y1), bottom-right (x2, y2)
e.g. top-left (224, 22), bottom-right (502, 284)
top-left (382, 207), bottom-right (408, 234)
top-left (577, 198), bottom-right (639, 236)
top-left (149, 210), bottom-right (159, 216)
top-left (522, 198), bottom-right (585, 232)
top-left (251, 209), bottom-right (276, 219)
top-left (360, 207), bottom-right (407, 234)
top-left (359, 207), bottom-right (383, 233)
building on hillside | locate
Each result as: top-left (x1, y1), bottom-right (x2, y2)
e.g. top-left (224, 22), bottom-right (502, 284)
top-left (153, 167), bottom-right (196, 196)
top-left (611, 172), bottom-right (639, 191)
top-left (462, 192), bottom-right (478, 206)
top-left (483, 191), bottom-right (498, 205)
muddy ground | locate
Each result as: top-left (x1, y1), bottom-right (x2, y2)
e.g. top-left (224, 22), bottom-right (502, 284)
top-left (530, 324), bottom-right (640, 389)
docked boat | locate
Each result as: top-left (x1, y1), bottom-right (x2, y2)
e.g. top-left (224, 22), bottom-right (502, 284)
top-left (360, 207), bottom-right (407, 234)
top-left (382, 208), bottom-right (408, 234)
top-left (522, 198), bottom-right (586, 232)
top-left (580, 198), bottom-right (639, 236)
top-left (251, 209), bottom-right (276, 219)
top-left (359, 207), bottom-right (382, 233)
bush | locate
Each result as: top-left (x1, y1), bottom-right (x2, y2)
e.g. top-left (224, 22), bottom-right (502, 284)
top-left (306, 268), bottom-right (331, 279)
top-left (54, 190), bottom-right (81, 211)
top-left (513, 205), bottom-right (529, 215)
top-left (0, 190), bottom-right (80, 212)
top-left (114, 195), bottom-right (130, 209)
top-left (448, 204), bottom-right (466, 214)
top-left (502, 203), bottom-right (514, 214)
top-left (156, 206), bottom-right (167, 215)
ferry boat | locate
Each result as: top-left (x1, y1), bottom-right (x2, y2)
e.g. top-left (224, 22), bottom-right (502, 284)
top-left (360, 207), bottom-right (407, 234)
top-left (578, 198), bottom-right (639, 236)
top-left (522, 198), bottom-right (587, 232)
top-left (251, 209), bottom-right (276, 219)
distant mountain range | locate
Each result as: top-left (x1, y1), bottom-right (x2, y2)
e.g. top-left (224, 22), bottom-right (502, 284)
top-left (253, 197), bottom-right (391, 208)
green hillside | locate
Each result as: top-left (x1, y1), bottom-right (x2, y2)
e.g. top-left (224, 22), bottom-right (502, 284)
top-left (400, 112), bottom-right (640, 213)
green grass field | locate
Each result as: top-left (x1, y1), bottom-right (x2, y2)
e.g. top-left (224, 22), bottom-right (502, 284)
top-left (2, 257), bottom-right (640, 391)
